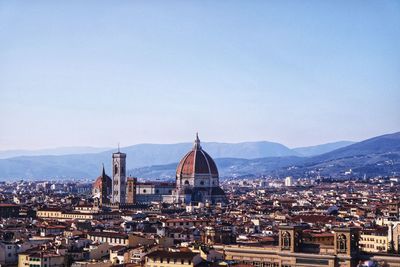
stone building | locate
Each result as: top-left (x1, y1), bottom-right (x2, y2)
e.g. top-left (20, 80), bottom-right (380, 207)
top-left (92, 165), bottom-right (111, 206)
top-left (112, 150), bottom-right (127, 204)
top-left (170, 133), bottom-right (226, 204)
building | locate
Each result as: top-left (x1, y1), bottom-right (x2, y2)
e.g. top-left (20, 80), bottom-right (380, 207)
top-left (18, 251), bottom-right (66, 267)
top-left (360, 227), bottom-right (389, 253)
top-left (92, 165), bottom-right (111, 206)
top-left (170, 133), bottom-right (226, 205)
top-left (86, 232), bottom-right (154, 248)
top-left (112, 150), bottom-right (126, 204)
top-left (36, 208), bottom-right (120, 221)
top-left (126, 177), bottom-right (137, 204)
top-left (0, 203), bottom-right (20, 218)
top-left (145, 250), bottom-right (202, 267)
top-left (213, 225), bottom-right (361, 267)
top-left (93, 134), bottom-right (226, 205)
top-left (136, 182), bottom-right (175, 203)
top-left (285, 176), bottom-right (293, 187)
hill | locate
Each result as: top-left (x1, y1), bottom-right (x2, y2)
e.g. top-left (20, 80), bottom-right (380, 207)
top-left (293, 141), bottom-right (354, 157)
top-left (0, 132), bottom-right (398, 180)
top-left (0, 141), bottom-right (297, 179)
top-left (130, 132), bottom-right (400, 179)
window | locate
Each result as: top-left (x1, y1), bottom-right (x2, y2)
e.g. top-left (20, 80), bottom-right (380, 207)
top-left (281, 231), bottom-right (291, 250)
top-left (337, 234), bottom-right (347, 253)
top-left (114, 164), bottom-right (119, 174)
top-left (184, 180), bottom-right (189, 185)
top-left (200, 181), bottom-right (204, 185)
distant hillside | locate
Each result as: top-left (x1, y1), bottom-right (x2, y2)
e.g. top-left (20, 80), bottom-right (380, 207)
top-left (0, 141), bottom-right (297, 179)
top-left (311, 132), bottom-right (400, 162)
top-left (0, 146), bottom-right (111, 159)
top-left (296, 132), bottom-right (400, 177)
top-left (293, 141), bottom-right (355, 157)
top-left (129, 156), bottom-right (305, 180)
top-left (0, 133), bottom-right (398, 180)
top-left (130, 132), bottom-right (400, 179)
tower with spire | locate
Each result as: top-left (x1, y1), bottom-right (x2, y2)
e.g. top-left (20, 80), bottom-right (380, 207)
top-left (100, 164), bottom-right (109, 206)
top-left (92, 165), bottom-right (111, 207)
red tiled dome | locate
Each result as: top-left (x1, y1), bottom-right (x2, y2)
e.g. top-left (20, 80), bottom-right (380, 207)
top-left (176, 134), bottom-right (219, 178)
top-left (93, 170), bottom-right (111, 190)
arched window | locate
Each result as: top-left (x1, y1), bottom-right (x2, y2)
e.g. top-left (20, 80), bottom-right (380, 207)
top-left (282, 231), bottom-right (291, 250)
top-left (200, 181), bottom-right (204, 186)
top-left (337, 234), bottom-right (347, 253)
top-left (184, 180), bottom-right (189, 185)
top-left (114, 164), bottom-right (118, 175)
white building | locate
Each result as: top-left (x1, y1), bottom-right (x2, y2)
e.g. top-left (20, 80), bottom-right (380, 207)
top-left (285, 176), bottom-right (293, 187)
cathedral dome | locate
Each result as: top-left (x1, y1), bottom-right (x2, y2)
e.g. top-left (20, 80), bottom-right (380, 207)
top-left (176, 134), bottom-right (219, 178)
top-left (92, 167), bottom-right (112, 191)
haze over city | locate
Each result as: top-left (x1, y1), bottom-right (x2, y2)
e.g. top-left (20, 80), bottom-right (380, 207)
top-left (2, 2), bottom-right (400, 267)
top-left (1, 1), bottom-right (399, 150)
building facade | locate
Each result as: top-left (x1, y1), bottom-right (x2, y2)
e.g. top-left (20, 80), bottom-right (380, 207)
top-left (112, 151), bottom-right (126, 204)
top-left (169, 134), bottom-right (226, 205)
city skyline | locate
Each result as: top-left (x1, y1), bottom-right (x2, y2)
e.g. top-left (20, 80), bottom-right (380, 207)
top-left (1, 1), bottom-right (399, 150)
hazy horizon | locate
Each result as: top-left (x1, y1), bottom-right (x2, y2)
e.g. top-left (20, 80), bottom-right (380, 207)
top-left (1, 1), bottom-right (399, 150)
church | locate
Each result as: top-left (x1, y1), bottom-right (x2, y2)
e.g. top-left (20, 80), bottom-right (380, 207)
top-left (167, 133), bottom-right (226, 204)
top-left (93, 134), bottom-right (226, 205)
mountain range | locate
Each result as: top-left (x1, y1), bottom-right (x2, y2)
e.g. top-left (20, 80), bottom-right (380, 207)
top-left (130, 132), bottom-right (400, 179)
top-left (0, 132), bottom-right (398, 180)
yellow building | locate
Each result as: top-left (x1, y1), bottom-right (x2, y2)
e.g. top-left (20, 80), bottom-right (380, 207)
top-left (86, 232), bottom-right (154, 248)
top-left (359, 227), bottom-right (389, 253)
top-left (36, 208), bottom-right (120, 221)
top-left (18, 252), bottom-right (65, 267)
top-left (145, 250), bottom-right (202, 267)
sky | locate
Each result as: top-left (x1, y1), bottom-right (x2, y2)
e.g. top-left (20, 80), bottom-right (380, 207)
top-left (0, 0), bottom-right (399, 150)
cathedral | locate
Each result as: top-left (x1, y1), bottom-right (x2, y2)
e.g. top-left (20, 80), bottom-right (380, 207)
top-left (169, 133), bottom-right (226, 204)
top-left (93, 134), bottom-right (226, 205)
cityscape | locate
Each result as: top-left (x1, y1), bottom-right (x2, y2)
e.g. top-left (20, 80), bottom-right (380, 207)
top-left (0, 133), bottom-right (399, 267)
top-left (1, 1), bottom-right (399, 267)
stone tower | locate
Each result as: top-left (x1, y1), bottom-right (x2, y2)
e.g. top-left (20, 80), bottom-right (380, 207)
top-left (126, 177), bottom-right (137, 204)
top-left (279, 224), bottom-right (307, 253)
top-left (112, 148), bottom-right (127, 204)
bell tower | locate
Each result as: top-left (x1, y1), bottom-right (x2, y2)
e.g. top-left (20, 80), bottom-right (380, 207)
top-left (333, 227), bottom-right (360, 256)
top-left (279, 224), bottom-right (308, 252)
top-left (112, 147), bottom-right (126, 204)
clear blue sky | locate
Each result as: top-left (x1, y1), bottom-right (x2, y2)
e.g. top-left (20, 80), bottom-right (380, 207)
top-left (0, 0), bottom-right (399, 150)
